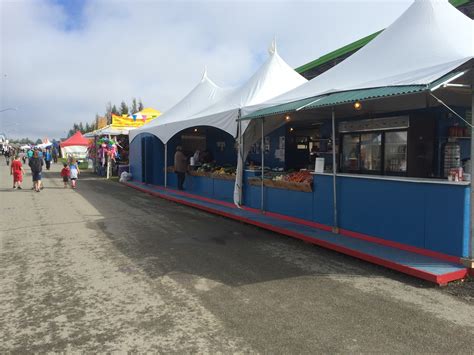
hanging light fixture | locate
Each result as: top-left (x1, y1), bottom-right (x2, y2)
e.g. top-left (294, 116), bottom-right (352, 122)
top-left (353, 101), bottom-right (362, 110)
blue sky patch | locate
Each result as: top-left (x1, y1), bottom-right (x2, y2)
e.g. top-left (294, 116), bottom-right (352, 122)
top-left (49, 0), bottom-right (87, 31)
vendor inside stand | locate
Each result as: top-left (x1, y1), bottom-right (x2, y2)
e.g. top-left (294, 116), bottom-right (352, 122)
top-left (168, 126), bottom-right (237, 175)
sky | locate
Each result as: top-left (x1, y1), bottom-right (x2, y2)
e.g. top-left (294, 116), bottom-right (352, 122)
top-left (0, 0), bottom-right (414, 140)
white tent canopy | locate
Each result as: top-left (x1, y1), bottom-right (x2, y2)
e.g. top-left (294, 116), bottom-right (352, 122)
top-left (129, 70), bottom-right (232, 143)
top-left (143, 43), bottom-right (307, 144)
top-left (85, 125), bottom-right (132, 137)
top-left (242, 0), bottom-right (474, 117)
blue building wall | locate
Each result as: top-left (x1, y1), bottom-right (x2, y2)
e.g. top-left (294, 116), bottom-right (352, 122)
top-left (129, 133), bottom-right (164, 185)
top-left (166, 172), bottom-right (235, 203)
top-left (241, 174), bottom-right (470, 258)
top-left (247, 125), bottom-right (286, 169)
top-left (166, 126), bottom-right (237, 168)
top-left (129, 135), bottom-right (143, 183)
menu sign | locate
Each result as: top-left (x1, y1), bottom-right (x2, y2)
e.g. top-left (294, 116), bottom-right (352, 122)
top-left (339, 116), bottom-right (409, 133)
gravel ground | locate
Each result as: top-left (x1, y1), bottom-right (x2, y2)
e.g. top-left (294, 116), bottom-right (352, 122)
top-left (1, 159), bottom-right (473, 352)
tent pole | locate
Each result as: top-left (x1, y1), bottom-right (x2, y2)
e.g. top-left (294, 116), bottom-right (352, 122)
top-left (261, 118), bottom-right (265, 212)
top-left (238, 115), bottom-right (243, 205)
top-left (164, 142), bottom-right (168, 188)
top-left (331, 108), bottom-right (339, 233)
top-left (106, 134), bottom-right (111, 179)
top-left (470, 73), bottom-right (474, 261)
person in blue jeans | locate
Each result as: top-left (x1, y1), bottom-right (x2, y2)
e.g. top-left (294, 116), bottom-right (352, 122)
top-left (44, 148), bottom-right (52, 170)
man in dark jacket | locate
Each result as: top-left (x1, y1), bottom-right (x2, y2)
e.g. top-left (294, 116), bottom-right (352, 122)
top-left (29, 150), bottom-right (44, 192)
top-left (4, 149), bottom-right (11, 166)
top-left (174, 146), bottom-right (187, 190)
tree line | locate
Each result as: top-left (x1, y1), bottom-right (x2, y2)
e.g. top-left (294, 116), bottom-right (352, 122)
top-left (66, 98), bottom-right (144, 138)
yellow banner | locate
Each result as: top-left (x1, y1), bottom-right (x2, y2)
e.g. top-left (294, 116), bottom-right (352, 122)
top-left (112, 114), bottom-right (156, 127)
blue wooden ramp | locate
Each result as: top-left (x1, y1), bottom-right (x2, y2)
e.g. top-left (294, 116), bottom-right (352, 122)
top-left (124, 181), bottom-right (468, 285)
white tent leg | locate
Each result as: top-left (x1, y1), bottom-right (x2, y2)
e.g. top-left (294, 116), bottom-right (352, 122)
top-left (106, 134), bottom-right (111, 180)
top-left (164, 143), bottom-right (168, 188)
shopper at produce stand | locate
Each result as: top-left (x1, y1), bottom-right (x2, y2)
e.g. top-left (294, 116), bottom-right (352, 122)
top-left (174, 146), bottom-right (187, 190)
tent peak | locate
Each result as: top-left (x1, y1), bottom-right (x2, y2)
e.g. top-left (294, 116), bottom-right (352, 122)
top-left (201, 66), bottom-right (208, 81)
top-left (268, 37), bottom-right (277, 56)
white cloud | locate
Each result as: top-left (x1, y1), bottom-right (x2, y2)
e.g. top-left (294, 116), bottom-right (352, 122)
top-left (0, 0), bottom-right (412, 139)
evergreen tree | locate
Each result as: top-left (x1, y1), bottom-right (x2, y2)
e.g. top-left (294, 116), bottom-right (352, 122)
top-left (120, 101), bottom-right (129, 115)
top-left (138, 99), bottom-right (144, 112)
top-left (111, 105), bottom-right (119, 115)
top-left (35, 138), bottom-right (42, 145)
top-left (131, 98), bottom-right (138, 114)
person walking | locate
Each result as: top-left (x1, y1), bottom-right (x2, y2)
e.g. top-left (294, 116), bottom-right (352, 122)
top-left (20, 150), bottom-right (26, 164)
top-left (4, 148), bottom-right (11, 166)
top-left (44, 148), bottom-right (52, 170)
top-left (10, 155), bottom-right (25, 189)
top-left (52, 146), bottom-right (58, 163)
top-left (29, 150), bottom-right (44, 192)
top-left (69, 158), bottom-right (80, 189)
top-left (174, 146), bottom-right (187, 190)
top-left (60, 163), bottom-right (70, 188)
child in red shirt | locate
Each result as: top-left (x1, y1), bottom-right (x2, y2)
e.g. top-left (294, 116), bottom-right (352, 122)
top-left (60, 163), bottom-right (70, 188)
top-left (10, 155), bottom-right (25, 189)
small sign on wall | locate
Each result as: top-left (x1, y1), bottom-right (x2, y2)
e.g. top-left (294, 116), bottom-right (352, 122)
top-left (216, 141), bottom-right (226, 151)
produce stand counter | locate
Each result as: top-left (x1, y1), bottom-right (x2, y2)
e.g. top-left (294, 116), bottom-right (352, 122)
top-left (242, 170), bottom-right (470, 258)
top-left (244, 170), bottom-right (315, 221)
top-left (166, 166), bottom-right (236, 203)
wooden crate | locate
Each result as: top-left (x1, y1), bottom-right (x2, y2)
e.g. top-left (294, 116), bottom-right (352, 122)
top-left (211, 173), bottom-right (236, 181)
top-left (247, 178), bottom-right (312, 192)
top-left (266, 179), bottom-right (312, 192)
top-left (189, 170), bottom-right (211, 178)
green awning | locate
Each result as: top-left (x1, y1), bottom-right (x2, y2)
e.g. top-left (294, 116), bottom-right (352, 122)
top-left (301, 85), bottom-right (426, 110)
top-left (240, 70), bottom-right (468, 121)
top-left (239, 97), bottom-right (317, 121)
top-left (240, 85), bottom-right (427, 121)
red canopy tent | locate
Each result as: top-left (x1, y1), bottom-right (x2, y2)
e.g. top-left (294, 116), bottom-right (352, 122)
top-left (60, 132), bottom-right (90, 159)
top-left (60, 131), bottom-right (89, 147)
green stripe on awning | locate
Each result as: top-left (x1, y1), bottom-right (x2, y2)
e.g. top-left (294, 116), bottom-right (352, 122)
top-left (302, 85), bottom-right (426, 110)
top-left (240, 86), bottom-right (426, 121)
top-left (239, 97), bottom-right (318, 121)
top-left (240, 70), bottom-right (467, 121)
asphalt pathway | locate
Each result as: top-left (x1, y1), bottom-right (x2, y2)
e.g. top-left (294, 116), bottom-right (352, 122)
top-left (1, 159), bottom-right (473, 352)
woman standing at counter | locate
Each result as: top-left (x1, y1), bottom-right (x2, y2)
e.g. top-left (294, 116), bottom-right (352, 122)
top-left (174, 146), bottom-right (187, 190)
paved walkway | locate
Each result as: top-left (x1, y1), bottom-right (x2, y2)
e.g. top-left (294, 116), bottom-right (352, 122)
top-left (124, 180), bottom-right (468, 285)
top-left (1, 159), bottom-right (473, 352)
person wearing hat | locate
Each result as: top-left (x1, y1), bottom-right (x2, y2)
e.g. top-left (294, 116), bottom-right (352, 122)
top-left (174, 146), bottom-right (187, 190)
